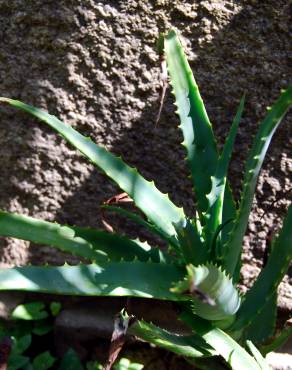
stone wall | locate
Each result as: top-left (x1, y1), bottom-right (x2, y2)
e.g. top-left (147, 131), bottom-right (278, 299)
top-left (0, 0), bottom-right (291, 309)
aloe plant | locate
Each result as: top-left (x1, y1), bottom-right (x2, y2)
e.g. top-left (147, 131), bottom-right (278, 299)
top-left (0, 30), bottom-right (291, 370)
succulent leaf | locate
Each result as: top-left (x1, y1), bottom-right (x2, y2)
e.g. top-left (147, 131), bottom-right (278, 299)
top-left (233, 203), bottom-right (292, 331)
top-left (0, 211), bottom-right (106, 262)
top-left (0, 98), bottom-right (186, 239)
top-left (261, 326), bottom-right (292, 356)
top-left (174, 264), bottom-right (241, 321)
top-left (205, 96), bottom-right (245, 256)
top-left (0, 211), bottom-right (154, 263)
top-left (180, 309), bottom-right (262, 370)
top-left (222, 87), bottom-right (292, 276)
top-left (102, 204), bottom-right (180, 252)
top-left (129, 319), bottom-right (214, 358)
top-left (174, 218), bottom-right (207, 265)
top-left (164, 30), bottom-right (236, 230)
top-left (164, 30), bottom-right (218, 214)
top-left (243, 292), bottom-right (277, 345)
top-left (221, 182), bottom-right (237, 246)
top-left (246, 341), bottom-right (271, 370)
top-left (0, 261), bottom-right (186, 300)
top-left (71, 225), bottom-right (161, 262)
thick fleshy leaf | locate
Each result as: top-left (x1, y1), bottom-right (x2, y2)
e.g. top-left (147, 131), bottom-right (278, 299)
top-left (70, 225), bottom-right (160, 262)
top-left (173, 264), bottom-right (241, 321)
top-left (243, 292), bottom-right (277, 345)
top-left (0, 211), bottom-right (152, 262)
top-left (164, 30), bottom-right (236, 230)
top-left (233, 204), bottom-right (292, 331)
top-left (180, 310), bottom-right (261, 370)
top-left (246, 341), bottom-right (271, 370)
top-left (165, 30), bottom-right (218, 214)
top-left (0, 262), bottom-right (186, 300)
top-left (102, 205), bottom-right (179, 251)
top-left (129, 319), bottom-right (214, 358)
top-left (223, 87), bottom-right (292, 276)
top-left (174, 218), bottom-right (207, 265)
top-left (261, 326), bottom-right (292, 356)
top-left (205, 96), bottom-right (245, 256)
top-left (0, 97), bottom-right (186, 239)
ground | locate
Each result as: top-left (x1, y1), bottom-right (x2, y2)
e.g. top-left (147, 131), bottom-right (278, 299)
top-left (0, 0), bottom-right (291, 367)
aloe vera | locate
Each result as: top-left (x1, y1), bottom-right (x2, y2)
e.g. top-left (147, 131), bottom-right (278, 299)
top-left (0, 30), bottom-right (291, 369)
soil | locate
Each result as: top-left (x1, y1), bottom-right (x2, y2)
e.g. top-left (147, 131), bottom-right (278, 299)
top-left (0, 0), bottom-right (291, 368)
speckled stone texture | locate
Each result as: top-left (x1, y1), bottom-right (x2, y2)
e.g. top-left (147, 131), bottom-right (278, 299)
top-left (0, 0), bottom-right (291, 316)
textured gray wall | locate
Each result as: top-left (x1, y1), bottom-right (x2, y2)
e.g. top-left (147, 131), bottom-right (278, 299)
top-left (0, 0), bottom-right (291, 308)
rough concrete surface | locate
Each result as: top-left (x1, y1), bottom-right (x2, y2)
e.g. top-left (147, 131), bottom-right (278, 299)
top-left (0, 0), bottom-right (291, 366)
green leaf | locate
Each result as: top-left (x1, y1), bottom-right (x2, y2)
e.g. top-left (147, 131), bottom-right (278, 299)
top-left (32, 321), bottom-right (52, 336)
top-left (173, 264), bottom-right (241, 321)
top-left (205, 96), bottom-right (245, 255)
top-left (261, 326), bottom-right (292, 356)
top-left (8, 354), bottom-right (30, 370)
top-left (246, 341), bottom-right (271, 370)
top-left (59, 349), bottom-right (83, 370)
top-left (22, 363), bottom-right (33, 370)
top-left (164, 30), bottom-right (218, 214)
top-left (86, 361), bottom-right (102, 370)
top-left (223, 87), bottom-right (292, 276)
top-left (202, 328), bottom-right (260, 370)
top-left (174, 218), bottom-right (207, 265)
top-left (243, 292), bottom-right (277, 345)
top-left (180, 310), bottom-right (261, 370)
top-left (114, 358), bottom-right (144, 370)
top-left (0, 211), bottom-right (152, 263)
top-left (0, 262), bottom-right (186, 300)
top-left (11, 334), bottom-right (32, 355)
top-left (203, 329), bottom-right (261, 370)
top-left (0, 97), bottom-right (186, 239)
top-left (232, 204), bottom-right (292, 331)
top-left (102, 205), bottom-right (179, 251)
top-left (11, 302), bottom-right (48, 321)
top-left (50, 301), bottom-right (62, 316)
top-left (86, 358), bottom-right (143, 370)
top-left (32, 351), bottom-right (56, 370)
top-left (129, 320), bottom-right (214, 358)
top-left (70, 226), bottom-right (157, 262)
top-left (0, 211), bottom-right (105, 262)
top-left (221, 182), bottom-right (237, 246)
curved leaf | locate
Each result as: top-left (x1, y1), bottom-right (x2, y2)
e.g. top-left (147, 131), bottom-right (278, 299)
top-left (243, 292), bottom-right (277, 345)
top-left (164, 30), bottom-right (237, 231)
top-left (164, 30), bottom-right (218, 214)
top-left (223, 87), bottom-right (292, 275)
top-left (180, 310), bottom-right (261, 370)
top-left (173, 264), bottom-right (241, 321)
top-left (0, 261), bottom-right (186, 300)
top-left (205, 96), bottom-right (245, 255)
top-left (261, 326), bottom-right (292, 356)
top-left (71, 225), bottom-right (159, 262)
top-left (246, 341), bottom-right (271, 370)
top-left (0, 211), bottom-right (106, 262)
top-left (0, 211), bottom-right (152, 262)
top-left (232, 203), bottom-right (292, 331)
top-left (174, 218), bottom-right (207, 265)
top-left (102, 205), bottom-right (179, 251)
top-left (129, 319), bottom-right (214, 358)
top-left (0, 98), bottom-right (186, 239)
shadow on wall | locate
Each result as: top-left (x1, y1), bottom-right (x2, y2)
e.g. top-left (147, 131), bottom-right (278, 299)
top-left (55, 1), bottom-right (291, 262)
top-left (0, 0), bottom-right (290, 266)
